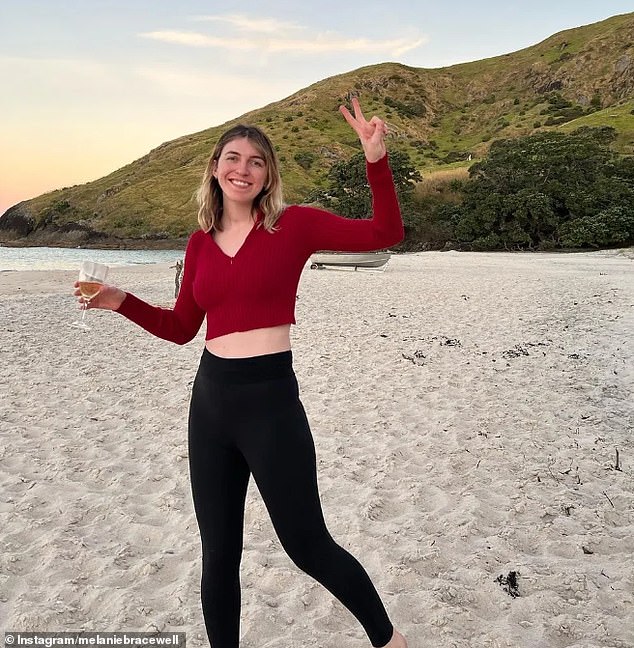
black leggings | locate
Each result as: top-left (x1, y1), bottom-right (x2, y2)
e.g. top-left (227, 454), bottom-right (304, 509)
top-left (187, 349), bottom-right (393, 647)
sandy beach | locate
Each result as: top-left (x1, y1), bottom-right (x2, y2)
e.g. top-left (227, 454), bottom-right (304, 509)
top-left (1, 249), bottom-right (632, 648)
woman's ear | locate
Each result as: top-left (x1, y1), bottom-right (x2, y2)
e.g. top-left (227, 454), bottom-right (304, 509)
top-left (212, 160), bottom-right (218, 178)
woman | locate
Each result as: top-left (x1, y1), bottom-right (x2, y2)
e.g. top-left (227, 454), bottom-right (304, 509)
top-left (76, 98), bottom-right (408, 648)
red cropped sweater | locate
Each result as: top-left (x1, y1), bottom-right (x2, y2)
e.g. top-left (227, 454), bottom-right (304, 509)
top-left (116, 154), bottom-right (404, 344)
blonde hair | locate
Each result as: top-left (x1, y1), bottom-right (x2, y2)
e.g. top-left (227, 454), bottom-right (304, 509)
top-left (196, 124), bottom-right (285, 233)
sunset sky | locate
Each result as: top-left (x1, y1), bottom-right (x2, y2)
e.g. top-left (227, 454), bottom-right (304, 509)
top-left (1, 1), bottom-right (632, 215)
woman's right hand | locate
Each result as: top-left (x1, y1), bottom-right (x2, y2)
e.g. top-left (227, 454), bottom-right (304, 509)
top-left (339, 97), bottom-right (388, 163)
top-left (74, 282), bottom-right (126, 311)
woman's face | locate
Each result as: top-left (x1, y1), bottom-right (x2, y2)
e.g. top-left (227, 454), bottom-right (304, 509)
top-left (213, 137), bottom-right (268, 207)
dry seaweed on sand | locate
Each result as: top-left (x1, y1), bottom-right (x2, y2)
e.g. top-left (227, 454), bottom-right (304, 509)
top-left (495, 571), bottom-right (520, 598)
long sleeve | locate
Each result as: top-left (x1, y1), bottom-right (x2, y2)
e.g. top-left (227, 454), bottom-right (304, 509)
top-left (115, 232), bottom-right (206, 345)
top-left (299, 154), bottom-right (404, 254)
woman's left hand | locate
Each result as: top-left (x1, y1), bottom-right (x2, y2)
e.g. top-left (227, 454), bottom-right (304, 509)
top-left (339, 97), bottom-right (388, 163)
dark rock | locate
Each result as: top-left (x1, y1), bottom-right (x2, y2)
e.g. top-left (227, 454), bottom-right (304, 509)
top-left (0, 202), bottom-right (36, 237)
top-left (615, 55), bottom-right (631, 74)
top-left (537, 79), bottom-right (564, 94)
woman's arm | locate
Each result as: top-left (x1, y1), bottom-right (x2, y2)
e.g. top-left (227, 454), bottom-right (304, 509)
top-left (298, 98), bottom-right (404, 254)
top-left (77, 233), bottom-right (205, 345)
top-left (299, 154), bottom-right (404, 253)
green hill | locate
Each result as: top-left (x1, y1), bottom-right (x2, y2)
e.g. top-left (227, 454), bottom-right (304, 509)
top-left (2, 12), bottom-right (633, 246)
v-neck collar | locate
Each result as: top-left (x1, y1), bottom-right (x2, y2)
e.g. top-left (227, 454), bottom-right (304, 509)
top-left (210, 213), bottom-right (260, 260)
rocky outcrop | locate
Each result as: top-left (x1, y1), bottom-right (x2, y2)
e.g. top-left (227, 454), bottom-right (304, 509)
top-left (611, 54), bottom-right (633, 100)
top-left (0, 201), bottom-right (188, 248)
top-left (0, 200), bottom-right (102, 245)
top-left (0, 202), bottom-right (36, 238)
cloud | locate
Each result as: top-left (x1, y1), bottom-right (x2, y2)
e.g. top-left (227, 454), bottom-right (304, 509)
top-left (192, 14), bottom-right (302, 34)
top-left (140, 30), bottom-right (425, 57)
top-left (139, 31), bottom-right (232, 48)
top-left (139, 14), bottom-right (426, 58)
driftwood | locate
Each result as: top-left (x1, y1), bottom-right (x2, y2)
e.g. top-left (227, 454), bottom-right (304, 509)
top-left (170, 260), bottom-right (184, 298)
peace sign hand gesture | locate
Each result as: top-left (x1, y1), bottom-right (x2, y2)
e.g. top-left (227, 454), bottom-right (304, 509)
top-left (339, 97), bottom-right (388, 163)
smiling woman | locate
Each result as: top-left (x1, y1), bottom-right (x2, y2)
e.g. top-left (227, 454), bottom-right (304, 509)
top-left (73, 97), bottom-right (407, 647)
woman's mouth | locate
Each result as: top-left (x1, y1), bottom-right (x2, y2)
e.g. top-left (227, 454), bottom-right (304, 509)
top-left (229, 179), bottom-right (251, 188)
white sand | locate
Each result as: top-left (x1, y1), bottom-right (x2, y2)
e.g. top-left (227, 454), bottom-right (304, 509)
top-left (0, 250), bottom-right (632, 648)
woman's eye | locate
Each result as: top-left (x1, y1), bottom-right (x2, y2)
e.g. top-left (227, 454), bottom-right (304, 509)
top-left (251, 160), bottom-right (264, 168)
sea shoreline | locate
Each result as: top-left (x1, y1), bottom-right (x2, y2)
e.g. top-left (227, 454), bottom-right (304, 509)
top-left (0, 236), bottom-right (189, 251)
top-left (3, 235), bottom-right (632, 256)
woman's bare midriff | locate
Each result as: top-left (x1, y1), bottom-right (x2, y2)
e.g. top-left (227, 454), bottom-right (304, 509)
top-left (205, 324), bottom-right (292, 358)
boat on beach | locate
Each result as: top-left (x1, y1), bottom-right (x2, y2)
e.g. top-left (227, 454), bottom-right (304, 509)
top-left (309, 251), bottom-right (392, 271)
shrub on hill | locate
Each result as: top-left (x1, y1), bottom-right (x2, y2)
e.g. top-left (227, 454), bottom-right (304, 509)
top-left (444, 127), bottom-right (634, 249)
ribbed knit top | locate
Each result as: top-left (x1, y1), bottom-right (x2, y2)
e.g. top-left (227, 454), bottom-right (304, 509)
top-left (115, 154), bottom-right (404, 344)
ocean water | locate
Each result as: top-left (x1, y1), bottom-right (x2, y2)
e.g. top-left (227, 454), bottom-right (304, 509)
top-left (0, 246), bottom-right (184, 272)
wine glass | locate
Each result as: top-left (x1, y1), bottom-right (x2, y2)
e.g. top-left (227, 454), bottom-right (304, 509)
top-left (71, 261), bottom-right (109, 331)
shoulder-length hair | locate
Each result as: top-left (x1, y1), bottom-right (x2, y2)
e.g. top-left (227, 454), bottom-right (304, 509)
top-left (196, 124), bottom-right (285, 233)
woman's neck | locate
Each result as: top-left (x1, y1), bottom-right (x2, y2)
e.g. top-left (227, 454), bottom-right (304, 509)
top-left (221, 204), bottom-right (256, 227)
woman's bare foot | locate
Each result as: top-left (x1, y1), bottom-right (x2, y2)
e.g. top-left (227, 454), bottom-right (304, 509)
top-left (380, 628), bottom-right (407, 648)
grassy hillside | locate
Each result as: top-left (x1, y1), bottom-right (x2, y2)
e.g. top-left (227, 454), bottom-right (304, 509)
top-left (2, 12), bottom-right (633, 244)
